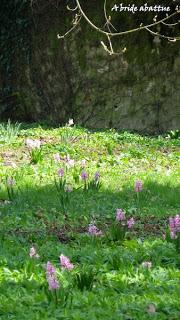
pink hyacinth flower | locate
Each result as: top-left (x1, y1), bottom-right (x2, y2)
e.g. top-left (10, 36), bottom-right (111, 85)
top-left (127, 217), bottom-right (135, 229)
top-left (88, 224), bottom-right (102, 236)
top-left (141, 261), bottom-right (152, 269)
top-left (170, 231), bottom-right (177, 239)
top-left (45, 261), bottom-right (56, 276)
top-left (58, 168), bottom-right (64, 177)
top-left (66, 158), bottom-right (75, 168)
top-left (174, 214), bottom-right (180, 232)
top-left (116, 209), bottom-right (126, 221)
top-left (29, 247), bottom-right (39, 259)
top-left (169, 215), bottom-right (180, 238)
top-left (94, 172), bottom-right (100, 181)
top-left (135, 180), bottom-right (143, 192)
top-left (65, 185), bottom-right (73, 193)
top-left (60, 254), bottom-right (74, 270)
top-left (80, 170), bottom-right (88, 180)
top-left (53, 153), bottom-right (61, 162)
top-left (47, 275), bottom-right (60, 290)
top-left (7, 177), bottom-right (16, 187)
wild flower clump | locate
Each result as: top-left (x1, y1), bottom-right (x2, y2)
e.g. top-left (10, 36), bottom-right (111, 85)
top-left (167, 215), bottom-right (180, 253)
top-left (60, 254), bottom-right (74, 270)
top-left (169, 215), bottom-right (180, 239)
top-left (141, 261), bottom-right (152, 269)
top-left (135, 180), bottom-right (143, 192)
top-left (116, 209), bottom-right (125, 221)
top-left (25, 138), bottom-right (43, 164)
top-left (109, 209), bottom-right (135, 242)
top-left (57, 168), bottom-right (65, 178)
top-left (25, 138), bottom-right (41, 149)
top-left (7, 177), bottom-right (15, 186)
top-left (80, 170), bottom-right (88, 181)
top-left (80, 171), bottom-right (101, 191)
top-left (29, 247), bottom-right (39, 259)
top-left (45, 262), bottom-right (59, 290)
top-left (116, 209), bottom-right (135, 229)
top-left (88, 223), bottom-right (102, 236)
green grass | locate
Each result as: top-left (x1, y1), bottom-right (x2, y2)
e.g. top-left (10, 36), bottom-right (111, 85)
top-left (0, 122), bottom-right (180, 319)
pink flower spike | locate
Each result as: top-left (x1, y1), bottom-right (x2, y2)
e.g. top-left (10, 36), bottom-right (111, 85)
top-left (65, 185), bottom-right (73, 193)
top-left (7, 177), bottom-right (15, 187)
top-left (141, 261), bottom-right (152, 269)
top-left (170, 231), bottom-right (177, 239)
top-left (58, 168), bottom-right (64, 177)
top-left (80, 170), bottom-right (88, 180)
top-left (135, 180), bottom-right (143, 192)
top-left (47, 275), bottom-right (60, 290)
top-left (53, 153), bottom-right (61, 162)
top-left (88, 224), bottom-right (102, 236)
top-left (29, 247), bottom-right (39, 259)
top-left (127, 217), bottom-right (135, 229)
top-left (60, 254), bottom-right (74, 270)
top-left (94, 172), bottom-right (100, 181)
top-left (45, 261), bottom-right (56, 275)
top-left (66, 158), bottom-right (75, 168)
top-left (174, 215), bottom-right (180, 231)
top-left (116, 209), bottom-right (126, 221)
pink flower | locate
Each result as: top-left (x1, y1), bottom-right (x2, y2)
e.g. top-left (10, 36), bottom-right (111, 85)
top-left (80, 159), bottom-right (86, 168)
top-left (88, 224), bottom-right (102, 236)
top-left (65, 185), bottom-right (73, 192)
top-left (45, 261), bottom-right (59, 290)
top-left (135, 180), bottom-right (143, 192)
top-left (53, 153), bottom-right (61, 162)
top-left (7, 177), bottom-right (15, 187)
top-left (57, 168), bottom-right (64, 177)
top-left (141, 261), bottom-right (152, 269)
top-left (170, 231), bottom-right (177, 239)
top-left (116, 209), bottom-right (126, 221)
top-left (45, 261), bottom-right (56, 276)
top-left (29, 247), bottom-right (39, 258)
top-left (80, 170), bottom-right (88, 180)
top-left (47, 275), bottom-right (60, 290)
top-left (174, 215), bottom-right (180, 232)
top-left (60, 254), bottom-right (74, 270)
top-left (127, 217), bottom-right (135, 229)
top-left (94, 172), bottom-right (100, 181)
top-left (169, 215), bottom-right (180, 238)
top-left (66, 158), bottom-right (75, 168)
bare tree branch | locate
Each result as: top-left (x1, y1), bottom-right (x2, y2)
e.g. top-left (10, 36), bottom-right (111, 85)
top-left (57, 1), bottom-right (180, 55)
top-left (75, 0), bottom-right (180, 37)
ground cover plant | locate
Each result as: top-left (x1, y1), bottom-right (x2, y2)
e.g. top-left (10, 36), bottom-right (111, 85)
top-left (0, 121), bottom-right (180, 320)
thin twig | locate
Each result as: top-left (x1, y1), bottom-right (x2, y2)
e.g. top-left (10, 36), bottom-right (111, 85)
top-left (57, 14), bottom-right (82, 39)
top-left (145, 27), bottom-right (179, 41)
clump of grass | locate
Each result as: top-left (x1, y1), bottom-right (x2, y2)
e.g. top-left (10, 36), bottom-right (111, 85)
top-left (0, 119), bottom-right (21, 144)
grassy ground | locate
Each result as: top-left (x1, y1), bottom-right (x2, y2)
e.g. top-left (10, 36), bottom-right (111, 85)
top-left (0, 122), bottom-right (180, 319)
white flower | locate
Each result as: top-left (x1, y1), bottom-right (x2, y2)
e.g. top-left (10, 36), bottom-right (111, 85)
top-left (68, 119), bottom-right (74, 126)
top-left (25, 138), bottom-right (41, 149)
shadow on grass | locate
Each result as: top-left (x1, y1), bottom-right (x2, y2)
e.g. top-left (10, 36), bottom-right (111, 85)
top-left (0, 179), bottom-right (179, 238)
